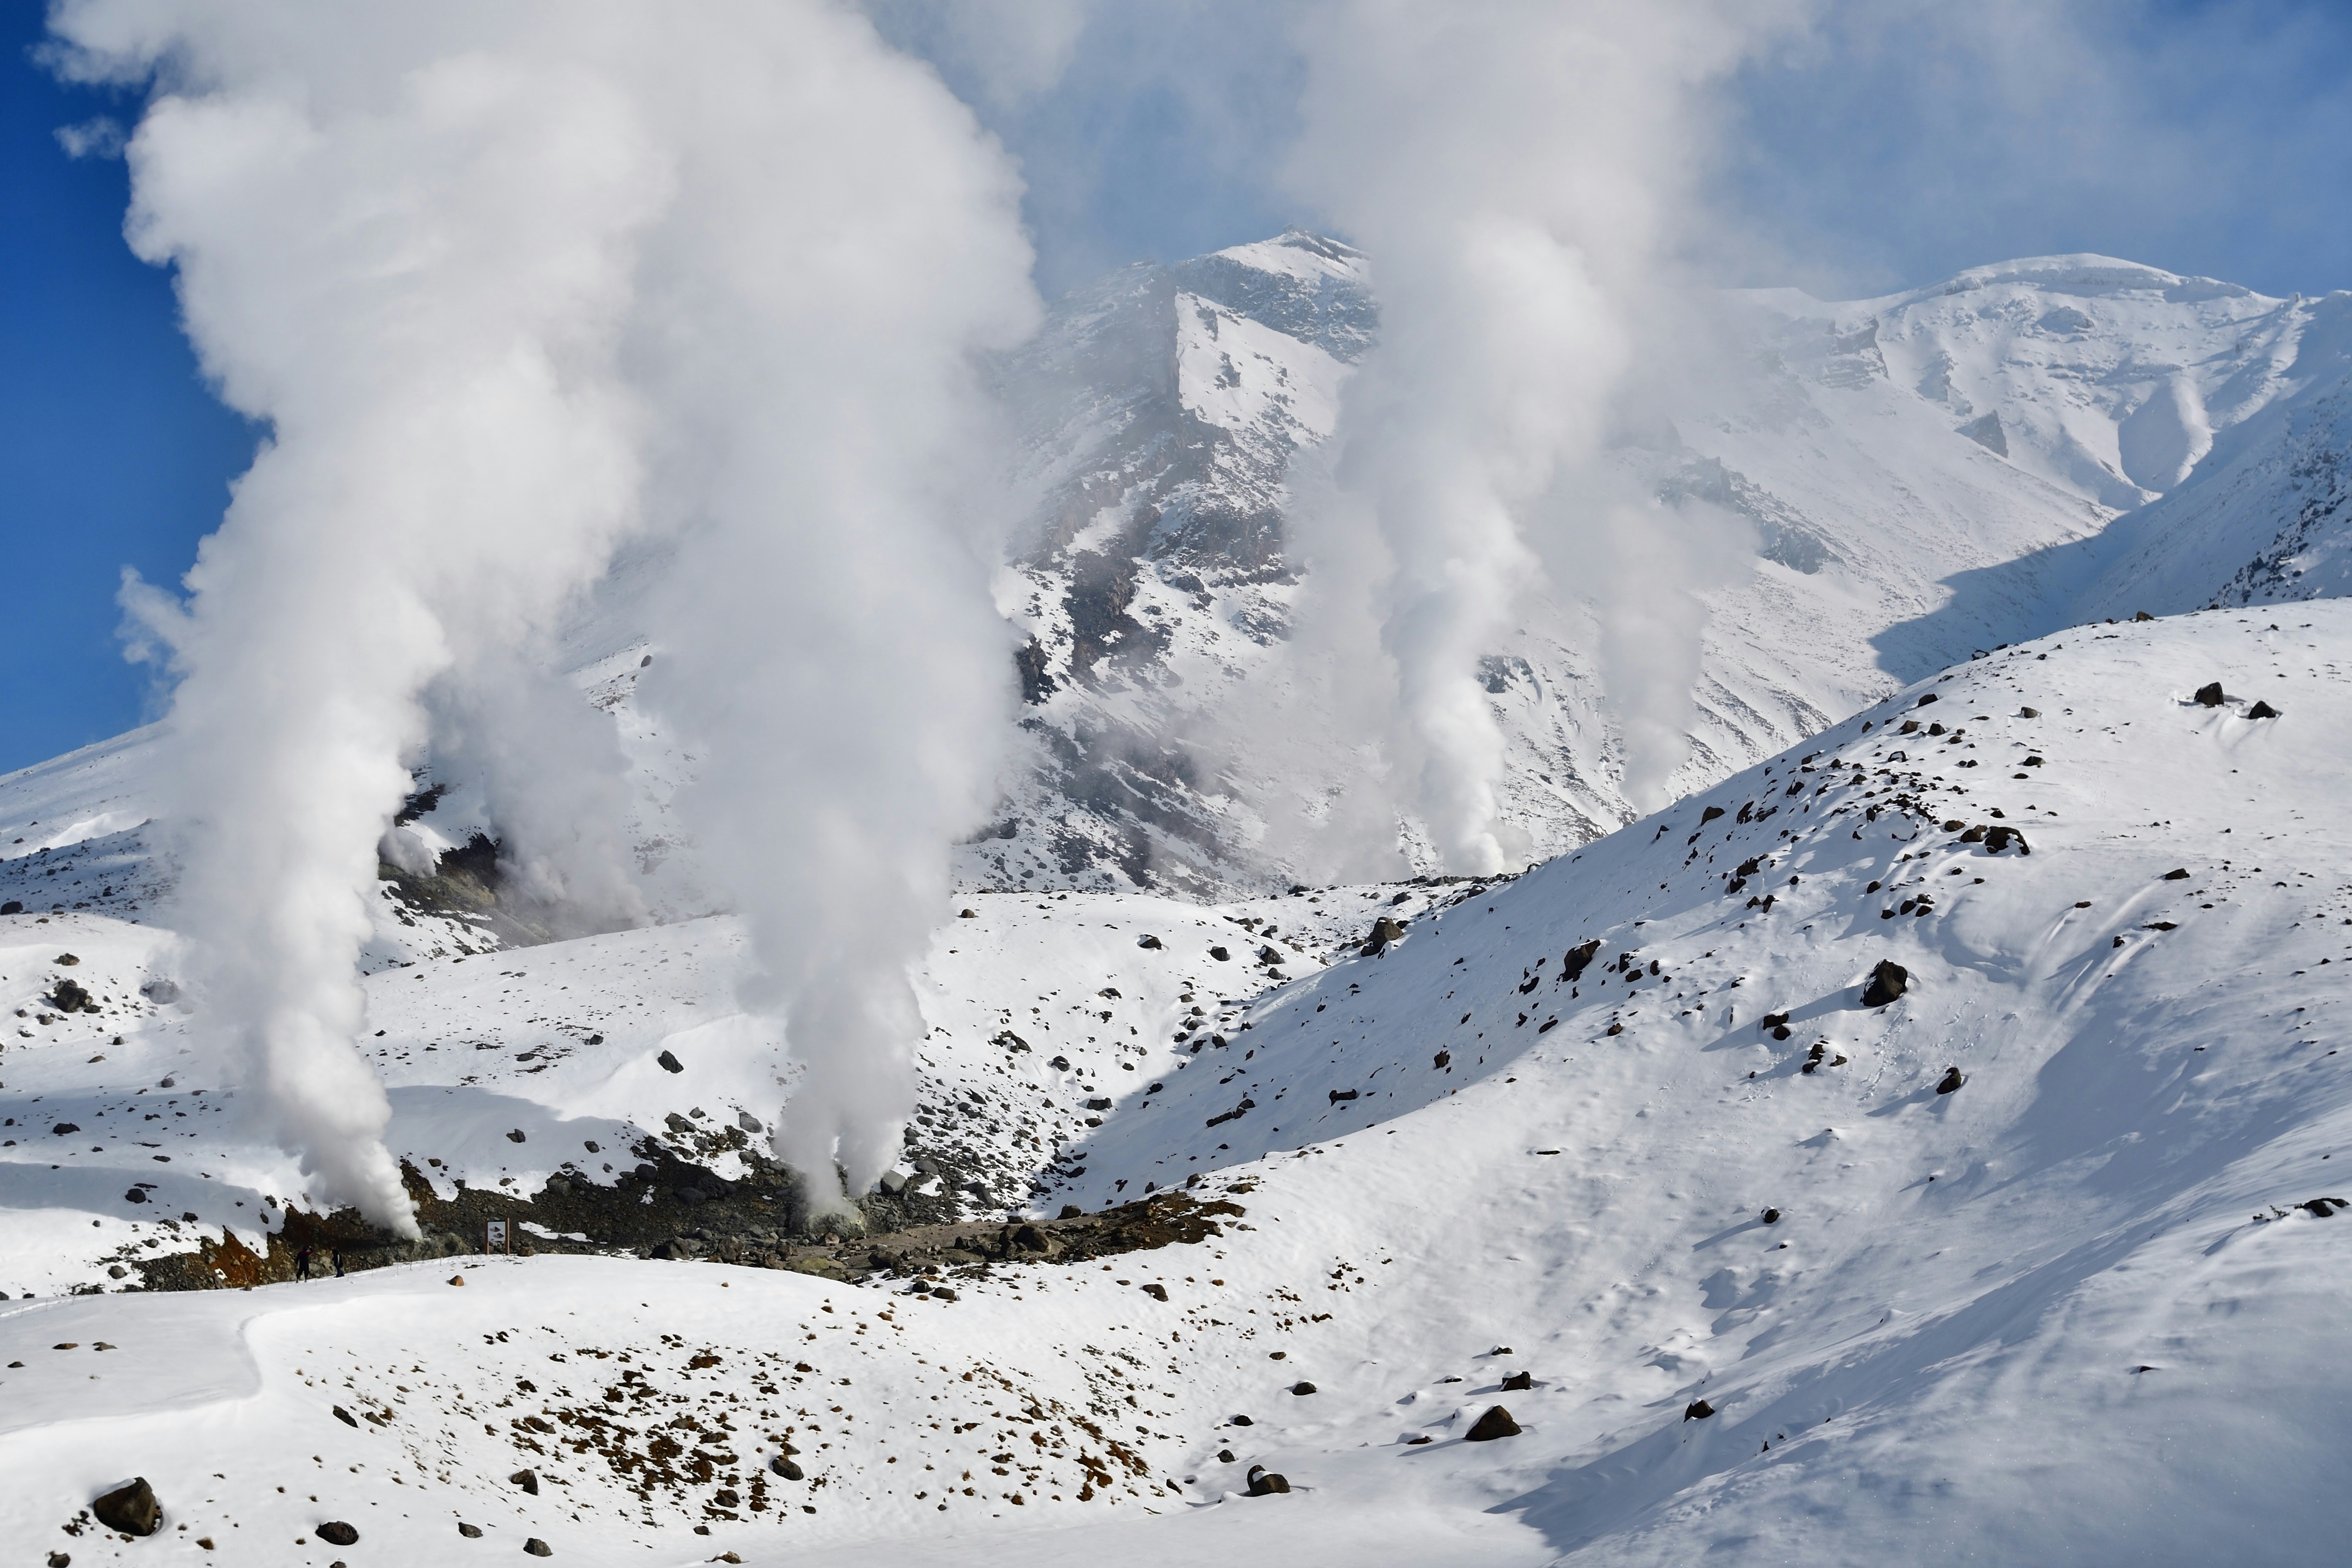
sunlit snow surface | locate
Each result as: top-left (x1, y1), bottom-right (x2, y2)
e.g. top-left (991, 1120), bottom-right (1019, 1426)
top-left (4, 606), bottom-right (2351, 1564)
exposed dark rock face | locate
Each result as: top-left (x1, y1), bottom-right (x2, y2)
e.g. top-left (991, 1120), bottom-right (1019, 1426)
top-left (1246, 1465), bottom-right (1292, 1495)
top-left (1465, 1406), bottom-right (1522, 1441)
top-left (1862, 960), bottom-right (1910, 1007)
top-left (91, 1478), bottom-right (161, 1536)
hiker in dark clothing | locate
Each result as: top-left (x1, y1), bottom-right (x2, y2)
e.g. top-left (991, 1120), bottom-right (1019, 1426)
top-left (294, 1246), bottom-right (312, 1281)
top-left (332, 1251), bottom-right (345, 1277)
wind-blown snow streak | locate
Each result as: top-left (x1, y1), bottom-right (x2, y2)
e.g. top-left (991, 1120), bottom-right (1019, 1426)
top-left (1273, 2), bottom-right (1797, 874)
top-left (55, 0), bottom-right (1037, 1226)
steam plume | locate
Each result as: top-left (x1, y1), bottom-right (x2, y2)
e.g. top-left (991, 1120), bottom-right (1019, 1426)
top-left (623, 9), bottom-right (1038, 1215)
top-left (60, 0), bottom-right (1036, 1225)
top-left (1275, 1), bottom-right (1799, 869)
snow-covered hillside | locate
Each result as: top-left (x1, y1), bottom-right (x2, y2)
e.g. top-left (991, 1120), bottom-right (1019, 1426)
top-left (6, 605), bottom-right (2349, 1564)
top-left (971, 242), bottom-right (2352, 894)
top-left (11, 242), bottom-right (2346, 917)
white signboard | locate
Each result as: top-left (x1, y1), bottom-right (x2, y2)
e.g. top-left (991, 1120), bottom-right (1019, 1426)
top-left (486, 1220), bottom-right (509, 1254)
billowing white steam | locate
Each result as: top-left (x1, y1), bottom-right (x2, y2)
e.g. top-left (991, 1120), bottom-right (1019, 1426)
top-left (1276, 2), bottom-right (1799, 871)
top-left (60, 0), bottom-right (1035, 1226)
top-left (621, 14), bottom-right (1037, 1214)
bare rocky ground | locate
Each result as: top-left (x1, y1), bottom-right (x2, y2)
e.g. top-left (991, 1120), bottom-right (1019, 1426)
top-left (127, 1132), bottom-right (1247, 1296)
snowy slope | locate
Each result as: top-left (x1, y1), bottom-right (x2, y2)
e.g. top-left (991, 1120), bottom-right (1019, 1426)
top-left (973, 244), bottom-right (2352, 893)
top-left (16, 244), bottom-right (2347, 915)
top-left (6, 605), bottom-right (2350, 1564)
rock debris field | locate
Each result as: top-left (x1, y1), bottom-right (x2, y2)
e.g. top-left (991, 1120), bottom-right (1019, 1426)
top-left (5, 607), bottom-right (2352, 1565)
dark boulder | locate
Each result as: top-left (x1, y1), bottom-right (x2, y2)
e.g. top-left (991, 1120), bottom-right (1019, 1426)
top-left (525, 1540), bottom-right (553, 1557)
top-left (316, 1522), bottom-right (359, 1546)
top-left (2194, 682), bottom-right (2225, 707)
top-left (1245, 1465), bottom-right (1291, 1495)
top-left (1209, 946), bottom-right (1231, 962)
top-left (1500, 1371), bottom-right (1534, 1391)
top-left (1936, 1067), bottom-right (1966, 1094)
top-left (511, 1468), bottom-right (539, 1494)
top-left (52, 978), bottom-right (93, 1013)
top-left (2248, 700), bottom-right (2281, 719)
top-left (1464, 1405), bottom-right (1521, 1441)
top-left (459, 1523), bottom-right (484, 1537)
top-left (91, 1477), bottom-right (161, 1536)
top-left (1861, 960), bottom-right (1909, 1008)
top-left (656, 1050), bottom-right (684, 1074)
top-left (1561, 939), bottom-right (1602, 982)
top-left (1684, 1399), bottom-right (1715, 1421)
top-left (1290, 1380), bottom-right (1316, 1395)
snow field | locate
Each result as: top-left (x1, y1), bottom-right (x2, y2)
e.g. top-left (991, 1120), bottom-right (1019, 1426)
top-left (3, 607), bottom-right (2351, 1563)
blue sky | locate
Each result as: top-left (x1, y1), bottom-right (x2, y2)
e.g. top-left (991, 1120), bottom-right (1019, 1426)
top-left (5, 0), bottom-right (2352, 773)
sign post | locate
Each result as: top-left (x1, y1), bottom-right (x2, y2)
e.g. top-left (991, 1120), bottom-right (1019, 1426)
top-left (486, 1219), bottom-right (510, 1256)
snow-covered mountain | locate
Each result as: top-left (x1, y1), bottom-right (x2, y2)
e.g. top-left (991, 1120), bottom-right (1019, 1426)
top-left (11, 240), bottom-right (2346, 922)
top-left (5, 605), bottom-right (2349, 1565)
top-left (978, 241), bottom-right (2352, 895)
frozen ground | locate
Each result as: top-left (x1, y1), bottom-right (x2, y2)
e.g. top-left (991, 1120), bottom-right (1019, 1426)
top-left (5, 605), bottom-right (2349, 1563)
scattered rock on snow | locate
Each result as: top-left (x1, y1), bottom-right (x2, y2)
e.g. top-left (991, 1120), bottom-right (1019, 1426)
top-left (2195, 682), bottom-right (2226, 707)
top-left (510, 1468), bottom-right (539, 1494)
top-left (1862, 960), bottom-right (1910, 1008)
top-left (656, 1050), bottom-right (684, 1073)
top-left (1937, 1067), bottom-right (1967, 1095)
top-left (316, 1522), bottom-right (358, 1546)
top-left (2248, 700), bottom-right (2282, 719)
top-left (1291, 1380), bottom-right (1317, 1395)
top-left (1465, 1405), bottom-right (1522, 1441)
top-left (458, 1523), bottom-right (483, 1537)
top-left (1500, 1371), bottom-right (1534, 1391)
top-left (1246, 1465), bottom-right (1291, 1495)
top-left (524, 1539), bottom-right (553, 1557)
top-left (91, 1477), bottom-right (161, 1536)
top-left (1683, 1399), bottom-right (1715, 1421)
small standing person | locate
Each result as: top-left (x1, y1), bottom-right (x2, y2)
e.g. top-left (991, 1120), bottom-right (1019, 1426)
top-left (294, 1245), bottom-right (312, 1281)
